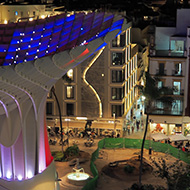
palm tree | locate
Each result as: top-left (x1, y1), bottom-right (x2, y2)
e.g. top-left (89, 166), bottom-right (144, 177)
top-left (138, 72), bottom-right (174, 187)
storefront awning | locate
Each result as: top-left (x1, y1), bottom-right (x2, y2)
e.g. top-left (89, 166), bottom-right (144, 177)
top-left (168, 134), bottom-right (188, 142)
top-left (151, 133), bottom-right (169, 141)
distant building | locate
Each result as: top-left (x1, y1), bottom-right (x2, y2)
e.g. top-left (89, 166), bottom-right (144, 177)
top-left (149, 8), bottom-right (190, 135)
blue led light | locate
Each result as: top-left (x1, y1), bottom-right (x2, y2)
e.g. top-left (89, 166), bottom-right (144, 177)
top-left (0, 13), bottom-right (124, 66)
top-left (55, 17), bottom-right (65, 26)
top-left (110, 19), bottom-right (124, 29)
top-left (103, 14), bottom-right (114, 22)
top-left (66, 14), bottom-right (75, 22)
top-left (97, 28), bottom-right (110, 38)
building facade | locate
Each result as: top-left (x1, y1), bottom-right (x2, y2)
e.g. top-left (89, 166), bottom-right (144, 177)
top-left (46, 22), bottom-right (150, 136)
top-left (148, 9), bottom-right (190, 135)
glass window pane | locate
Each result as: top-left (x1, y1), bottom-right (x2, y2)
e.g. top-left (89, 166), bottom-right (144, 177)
top-left (46, 102), bottom-right (53, 115)
top-left (173, 81), bottom-right (181, 95)
top-left (66, 86), bottom-right (74, 99)
top-left (67, 103), bottom-right (74, 116)
top-left (112, 52), bottom-right (122, 66)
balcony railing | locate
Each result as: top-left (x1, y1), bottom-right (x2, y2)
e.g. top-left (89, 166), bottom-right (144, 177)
top-left (145, 107), bottom-right (183, 116)
top-left (172, 70), bottom-right (183, 76)
top-left (173, 89), bottom-right (184, 96)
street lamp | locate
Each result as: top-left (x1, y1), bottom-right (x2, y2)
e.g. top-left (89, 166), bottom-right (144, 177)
top-left (51, 86), bottom-right (63, 154)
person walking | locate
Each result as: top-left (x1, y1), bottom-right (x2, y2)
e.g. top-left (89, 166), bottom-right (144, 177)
top-left (127, 125), bottom-right (130, 135)
top-left (136, 120), bottom-right (140, 131)
top-left (132, 126), bottom-right (134, 133)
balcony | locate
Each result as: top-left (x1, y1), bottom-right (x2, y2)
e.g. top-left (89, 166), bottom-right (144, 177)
top-left (145, 107), bottom-right (183, 116)
top-left (173, 89), bottom-right (184, 96)
top-left (172, 70), bottom-right (183, 76)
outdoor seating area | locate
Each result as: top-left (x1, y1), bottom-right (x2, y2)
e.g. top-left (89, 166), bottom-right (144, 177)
top-left (151, 133), bottom-right (190, 152)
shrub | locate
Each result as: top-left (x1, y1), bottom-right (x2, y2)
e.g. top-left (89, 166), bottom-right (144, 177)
top-left (52, 151), bottom-right (64, 161)
top-left (64, 144), bottom-right (79, 158)
top-left (128, 183), bottom-right (165, 190)
top-left (124, 164), bottom-right (135, 174)
top-left (142, 184), bottom-right (154, 190)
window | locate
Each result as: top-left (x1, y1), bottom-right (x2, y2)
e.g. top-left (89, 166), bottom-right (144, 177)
top-left (66, 86), bottom-right (74, 99)
top-left (112, 33), bottom-right (125, 47)
top-left (172, 99), bottom-right (182, 114)
top-left (158, 63), bottom-right (165, 75)
top-left (112, 70), bottom-right (124, 83)
top-left (173, 81), bottom-right (181, 95)
top-left (156, 100), bottom-right (163, 109)
top-left (157, 81), bottom-right (163, 89)
top-left (67, 69), bottom-right (74, 81)
top-left (112, 104), bottom-right (124, 117)
top-left (171, 40), bottom-right (184, 52)
top-left (63, 69), bottom-right (74, 82)
top-left (21, 11), bottom-right (23, 17)
top-left (33, 11), bottom-right (35, 16)
top-left (120, 33), bottom-right (125, 47)
top-left (112, 52), bottom-right (123, 66)
top-left (66, 103), bottom-right (74, 116)
top-left (46, 102), bottom-right (53, 115)
top-left (15, 11), bottom-right (18, 16)
top-left (112, 37), bottom-right (118, 47)
top-left (174, 63), bottom-right (182, 75)
top-left (111, 88), bottom-right (124, 100)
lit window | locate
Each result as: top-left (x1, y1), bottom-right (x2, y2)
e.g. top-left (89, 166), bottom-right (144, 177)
top-left (66, 86), bottom-right (74, 99)
top-left (144, 16), bottom-right (148, 21)
top-left (173, 81), bottom-right (181, 95)
top-left (67, 69), bottom-right (74, 81)
top-left (174, 63), bottom-right (182, 75)
top-left (112, 33), bottom-right (125, 47)
top-left (157, 81), bottom-right (163, 89)
top-left (112, 52), bottom-right (124, 66)
top-left (170, 40), bottom-right (184, 52)
top-left (15, 11), bottom-right (18, 16)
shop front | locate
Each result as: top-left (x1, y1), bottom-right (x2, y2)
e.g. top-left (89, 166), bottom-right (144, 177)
top-left (150, 122), bottom-right (182, 135)
top-left (148, 115), bottom-right (187, 136)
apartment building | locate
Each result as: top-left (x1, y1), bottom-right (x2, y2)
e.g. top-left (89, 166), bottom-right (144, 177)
top-left (46, 22), bottom-right (147, 136)
top-left (148, 9), bottom-right (190, 135)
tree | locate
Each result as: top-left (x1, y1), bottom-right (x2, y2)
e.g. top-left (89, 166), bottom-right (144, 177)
top-left (138, 72), bottom-right (174, 187)
top-left (151, 157), bottom-right (190, 190)
top-left (138, 72), bottom-right (160, 187)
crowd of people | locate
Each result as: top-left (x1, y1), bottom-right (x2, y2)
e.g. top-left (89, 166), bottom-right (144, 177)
top-left (126, 119), bottom-right (144, 136)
